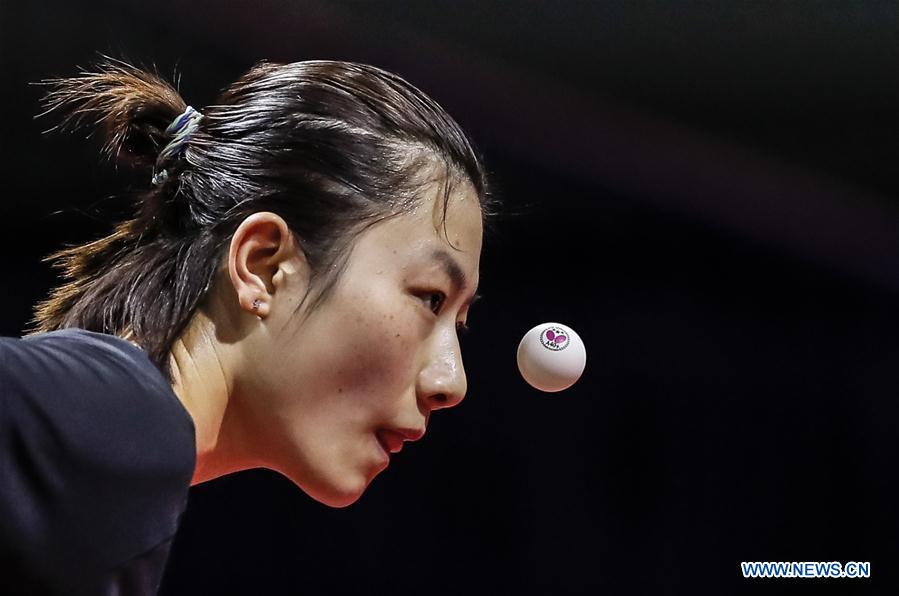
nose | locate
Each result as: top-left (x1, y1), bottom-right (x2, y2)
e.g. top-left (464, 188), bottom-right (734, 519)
top-left (417, 328), bottom-right (467, 411)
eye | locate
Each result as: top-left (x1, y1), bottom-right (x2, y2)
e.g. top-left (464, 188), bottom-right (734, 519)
top-left (422, 291), bottom-right (446, 314)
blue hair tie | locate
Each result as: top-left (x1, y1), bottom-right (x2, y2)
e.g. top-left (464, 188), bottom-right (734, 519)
top-left (151, 105), bottom-right (204, 186)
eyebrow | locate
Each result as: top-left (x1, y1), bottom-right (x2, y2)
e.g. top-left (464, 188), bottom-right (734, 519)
top-left (431, 249), bottom-right (481, 306)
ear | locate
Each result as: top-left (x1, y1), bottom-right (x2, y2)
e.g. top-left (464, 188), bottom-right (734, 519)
top-left (227, 212), bottom-right (309, 318)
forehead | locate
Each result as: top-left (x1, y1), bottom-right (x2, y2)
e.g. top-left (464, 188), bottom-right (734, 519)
top-left (356, 176), bottom-right (483, 281)
top-left (426, 177), bottom-right (483, 254)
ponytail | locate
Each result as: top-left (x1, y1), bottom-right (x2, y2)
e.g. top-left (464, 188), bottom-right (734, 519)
top-left (28, 58), bottom-right (219, 382)
top-left (39, 57), bottom-right (187, 167)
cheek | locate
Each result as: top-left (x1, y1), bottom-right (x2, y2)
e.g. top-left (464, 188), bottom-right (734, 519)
top-left (335, 304), bottom-right (420, 397)
top-left (300, 294), bottom-right (422, 414)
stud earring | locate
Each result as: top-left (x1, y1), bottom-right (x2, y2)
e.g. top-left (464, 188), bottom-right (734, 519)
top-left (252, 298), bottom-right (261, 311)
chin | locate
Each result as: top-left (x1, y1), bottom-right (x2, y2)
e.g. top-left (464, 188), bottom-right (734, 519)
top-left (316, 490), bottom-right (364, 509)
top-left (287, 467), bottom-right (377, 509)
top-left (274, 440), bottom-right (388, 508)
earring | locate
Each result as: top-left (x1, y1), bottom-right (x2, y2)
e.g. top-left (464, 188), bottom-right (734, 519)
top-left (252, 298), bottom-right (261, 311)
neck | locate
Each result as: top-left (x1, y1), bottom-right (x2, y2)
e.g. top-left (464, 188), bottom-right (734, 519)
top-left (167, 311), bottom-right (251, 485)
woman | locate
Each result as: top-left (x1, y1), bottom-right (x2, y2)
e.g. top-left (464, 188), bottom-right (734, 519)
top-left (0, 57), bottom-right (494, 594)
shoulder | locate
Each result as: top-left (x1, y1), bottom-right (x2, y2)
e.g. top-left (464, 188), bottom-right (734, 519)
top-left (1, 327), bottom-right (193, 431)
top-left (3, 327), bottom-right (169, 396)
top-left (0, 328), bottom-right (195, 466)
top-left (0, 328), bottom-right (196, 583)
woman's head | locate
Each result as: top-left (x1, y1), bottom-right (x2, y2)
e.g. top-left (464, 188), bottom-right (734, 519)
top-left (32, 57), bottom-right (494, 505)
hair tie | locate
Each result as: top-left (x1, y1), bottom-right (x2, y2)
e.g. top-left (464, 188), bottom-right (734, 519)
top-left (152, 105), bottom-right (204, 186)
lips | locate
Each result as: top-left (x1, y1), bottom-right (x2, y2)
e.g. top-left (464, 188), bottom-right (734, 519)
top-left (376, 427), bottom-right (426, 454)
top-left (376, 429), bottom-right (407, 454)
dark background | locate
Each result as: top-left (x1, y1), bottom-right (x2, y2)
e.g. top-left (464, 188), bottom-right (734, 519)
top-left (3, 1), bottom-right (899, 594)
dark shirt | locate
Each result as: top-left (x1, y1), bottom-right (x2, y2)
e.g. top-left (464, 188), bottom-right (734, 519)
top-left (0, 328), bottom-right (196, 595)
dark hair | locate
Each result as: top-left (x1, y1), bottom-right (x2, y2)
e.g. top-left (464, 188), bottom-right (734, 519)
top-left (28, 57), bottom-right (495, 383)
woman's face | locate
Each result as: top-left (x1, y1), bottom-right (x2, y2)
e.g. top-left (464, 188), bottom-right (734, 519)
top-left (247, 178), bottom-right (483, 507)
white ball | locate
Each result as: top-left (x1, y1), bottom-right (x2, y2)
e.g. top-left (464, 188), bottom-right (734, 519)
top-left (516, 322), bottom-right (586, 392)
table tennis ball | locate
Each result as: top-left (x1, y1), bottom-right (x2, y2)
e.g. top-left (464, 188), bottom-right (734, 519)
top-left (517, 322), bottom-right (586, 392)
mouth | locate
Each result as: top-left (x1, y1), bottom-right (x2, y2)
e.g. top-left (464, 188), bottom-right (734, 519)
top-left (376, 427), bottom-right (426, 455)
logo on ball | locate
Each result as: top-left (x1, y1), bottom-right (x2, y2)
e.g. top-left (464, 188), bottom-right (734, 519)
top-left (540, 326), bottom-right (569, 351)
